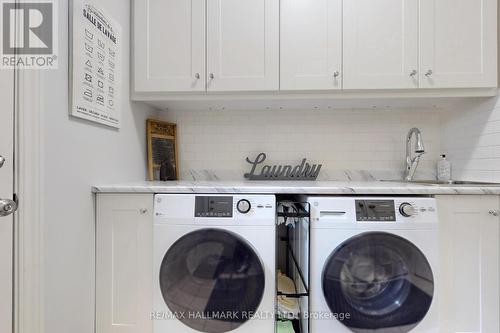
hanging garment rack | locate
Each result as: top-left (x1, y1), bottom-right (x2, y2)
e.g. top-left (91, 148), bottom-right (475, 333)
top-left (276, 202), bottom-right (310, 297)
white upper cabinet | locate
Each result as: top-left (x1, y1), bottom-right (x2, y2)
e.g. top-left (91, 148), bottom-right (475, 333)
top-left (206, 0), bottom-right (279, 92)
top-left (132, 0), bottom-right (497, 96)
top-left (419, 0), bottom-right (497, 88)
top-left (133, 0), bottom-right (206, 92)
top-left (280, 0), bottom-right (342, 90)
top-left (343, 0), bottom-right (418, 89)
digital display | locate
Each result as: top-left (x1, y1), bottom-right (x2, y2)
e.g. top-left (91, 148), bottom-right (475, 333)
top-left (195, 196), bottom-right (233, 218)
top-left (355, 200), bottom-right (396, 222)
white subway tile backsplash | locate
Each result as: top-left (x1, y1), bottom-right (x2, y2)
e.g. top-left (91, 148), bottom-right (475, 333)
top-left (161, 108), bottom-right (441, 180)
top-left (442, 96), bottom-right (500, 182)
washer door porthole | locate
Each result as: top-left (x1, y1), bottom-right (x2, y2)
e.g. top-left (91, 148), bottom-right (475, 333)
top-left (159, 229), bottom-right (266, 333)
top-left (322, 232), bottom-right (434, 333)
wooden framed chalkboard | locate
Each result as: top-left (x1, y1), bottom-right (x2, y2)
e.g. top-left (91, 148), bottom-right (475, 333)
top-left (147, 119), bottom-right (179, 181)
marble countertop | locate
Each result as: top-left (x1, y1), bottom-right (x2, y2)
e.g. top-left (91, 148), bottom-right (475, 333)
top-left (92, 180), bottom-right (500, 195)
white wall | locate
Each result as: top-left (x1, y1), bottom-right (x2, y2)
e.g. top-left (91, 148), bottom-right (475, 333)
top-left (41, 1), bottom-right (157, 333)
top-left (162, 108), bottom-right (442, 180)
top-left (441, 97), bottom-right (500, 182)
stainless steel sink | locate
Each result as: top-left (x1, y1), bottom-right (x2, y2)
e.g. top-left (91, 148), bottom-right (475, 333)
top-left (381, 180), bottom-right (500, 186)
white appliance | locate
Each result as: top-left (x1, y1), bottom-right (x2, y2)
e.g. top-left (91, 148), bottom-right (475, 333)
top-left (153, 194), bottom-right (276, 333)
top-left (308, 197), bottom-right (439, 333)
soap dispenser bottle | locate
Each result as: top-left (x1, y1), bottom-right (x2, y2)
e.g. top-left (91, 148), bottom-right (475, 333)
top-left (437, 154), bottom-right (452, 181)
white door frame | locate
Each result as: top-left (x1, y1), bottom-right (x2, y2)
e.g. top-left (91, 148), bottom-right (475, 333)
top-left (14, 68), bottom-right (44, 333)
top-left (0, 55), bottom-right (15, 333)
top-left (0, 1), bottom-right (44, 331)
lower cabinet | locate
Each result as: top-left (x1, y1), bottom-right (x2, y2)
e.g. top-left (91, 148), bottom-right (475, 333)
top-left (436, 195), bottom-right (500, 333)
top-left (96, 194), bottom-right (154, 333)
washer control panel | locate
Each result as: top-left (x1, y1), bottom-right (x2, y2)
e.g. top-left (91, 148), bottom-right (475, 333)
top-left (399, 202), bottom-right (416, 217)
top-left (354, 199), bottom-right (437, 222)
top-left (309, 197), bottom-right (438, 227)
top-left (355, 199), bottom-right (437, 222)
top-left (356, 200), bottom-right (396, 222)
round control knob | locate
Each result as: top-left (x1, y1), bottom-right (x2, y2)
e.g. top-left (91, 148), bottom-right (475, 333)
top-left (237, 199), bottom-right (251, 214)
top-left (399, 203), bottom-right (415, 217)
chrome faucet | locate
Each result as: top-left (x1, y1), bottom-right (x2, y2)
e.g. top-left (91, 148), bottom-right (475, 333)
top-left (405, 128), bottom-right (425, 181)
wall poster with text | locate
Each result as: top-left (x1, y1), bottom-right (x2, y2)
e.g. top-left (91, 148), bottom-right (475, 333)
top-left (70, 0), bottom-right (122, 128)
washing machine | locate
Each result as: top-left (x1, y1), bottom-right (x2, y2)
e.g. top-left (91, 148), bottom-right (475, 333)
top-left (153, 194), bottom-right (276, 333)
top-left (308, 197), bottom-right (439, 333)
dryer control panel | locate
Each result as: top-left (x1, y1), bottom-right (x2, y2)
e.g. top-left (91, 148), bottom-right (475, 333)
top-left (154, 194), bottom-right (276, 226)
top-left (195, 196), bottom-right (234, 218)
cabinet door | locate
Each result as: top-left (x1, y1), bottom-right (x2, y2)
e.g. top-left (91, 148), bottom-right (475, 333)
top-left (437, 195), bottom-right (499, 333)
top-left (96, 194), bottom-right (154, 333)
top-left (133, 0), bottom-right (205, 92)
top-left (280, 0), bottom-right (342, 90)
top-left (343, 0), bottom-right (418, 89)
top-left (206, 0), bottom-right (279, 91)
top-left (419, 0), bottom-right (497, 88)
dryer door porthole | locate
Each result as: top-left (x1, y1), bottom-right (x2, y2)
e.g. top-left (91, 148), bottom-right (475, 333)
top-left (322, 232), bottom-right (434, 333)
top-left (159, 228), bottom-right (266, 333)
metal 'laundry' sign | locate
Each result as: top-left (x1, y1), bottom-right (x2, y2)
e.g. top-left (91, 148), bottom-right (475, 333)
top-left (244, 153), bottom-right (322, 181)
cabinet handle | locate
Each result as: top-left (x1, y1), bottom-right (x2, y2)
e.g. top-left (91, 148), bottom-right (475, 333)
top-left (209, 73), bottom-right (215, 79)
top-left (425, 69), bottom-right (433, 77)
top-left (409, 69), bottom-right (417, 77)
top-left (333, 71), bottom-right (340, 78)
top-left (195, 73), bottom-right (200, 79)
top-left (489, 210), bottom-right (499, 217)
top-left (139, 208), bottom-right (148, 215)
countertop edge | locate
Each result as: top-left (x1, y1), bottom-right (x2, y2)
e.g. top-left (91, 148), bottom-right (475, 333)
top-left (91, 182), bottom-right (500, 195)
